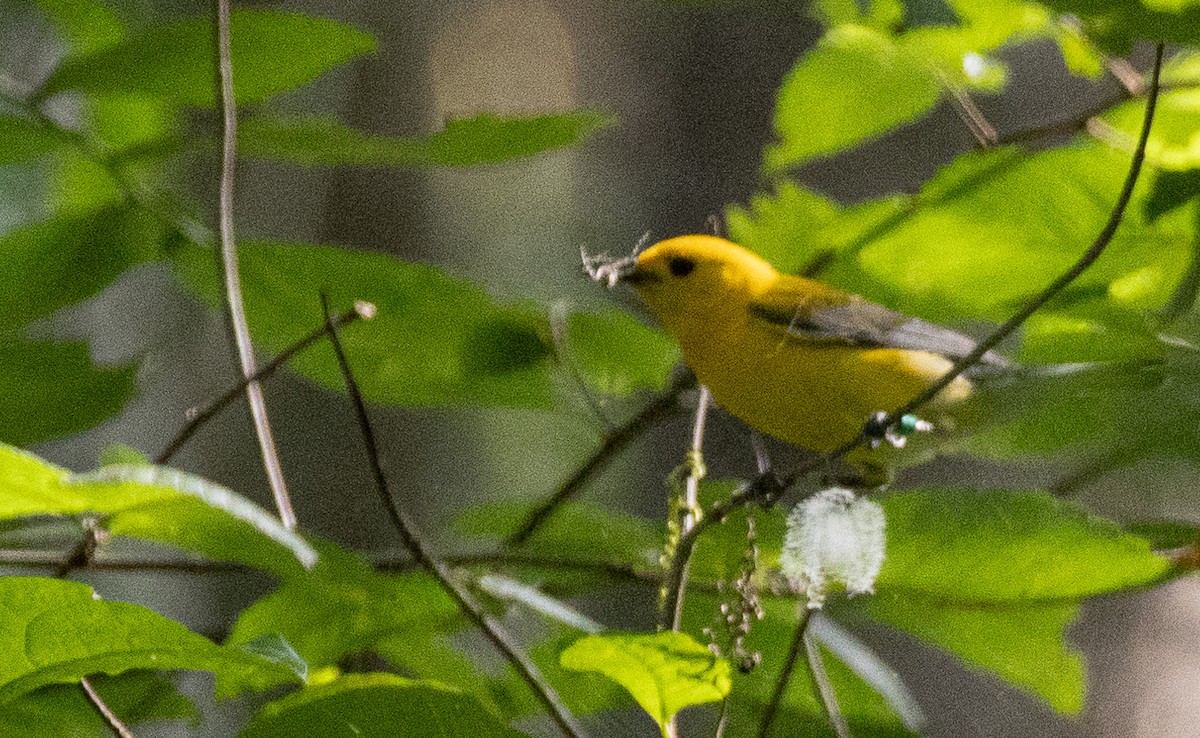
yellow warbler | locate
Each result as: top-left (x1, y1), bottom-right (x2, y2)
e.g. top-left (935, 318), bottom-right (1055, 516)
top-left (608, 234), bottom-right (1006, 479)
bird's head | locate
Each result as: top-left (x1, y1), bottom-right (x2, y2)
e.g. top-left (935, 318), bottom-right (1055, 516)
top-left (618, 235), bottom-right (779, 333)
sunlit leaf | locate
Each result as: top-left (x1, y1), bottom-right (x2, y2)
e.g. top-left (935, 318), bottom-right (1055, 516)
top-left (765, 25), bottom-right (941, 172)
top-left (1102, 89), bottom-right (1200, 170)
top-left (1035, 0), bottom-right (1200, 50)
top-left (726, 180), bottom-right (841, 275)
top-left (560, 631), bottom-right (731, 735)
top-left (42, 9), bottom-right (376, 106)
top-left (0, 445), bottom-right (317, 576)
top-left (227, 541), bottom-right (461, 672)
top-left (0, 577), bottom-right (302, 703)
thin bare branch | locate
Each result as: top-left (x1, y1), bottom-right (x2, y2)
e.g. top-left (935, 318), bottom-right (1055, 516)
top-left (81, 676), bottom-right (135, 738)
top-left (756, 609), bottom-right (813, 738)
top-left (212, 0), bottom-right (295, 529)
top-left (506, 369), bottom-right (694, 546)
top-left (156, 304), bottom-right (373, 464)
top-left (319, 296), bottom-right (588, 738)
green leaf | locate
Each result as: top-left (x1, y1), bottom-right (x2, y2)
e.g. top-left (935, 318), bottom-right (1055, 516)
top-left (239, 673), bottom-right (529, 738)
top-left (98, 443), bottom-right (149, 468)
top-left (856, 595), bottom-right (1084, 713)
top-left (1126, 520), bottom-right (1197, 549)
top-left (1101, 89), bottom-right (1200, 170)
top-left (829, 143), bottom-right (1193, 324)
top-left (0, 337), bottom-right (136, 445)
top-left (36, 0), bottom-right (124, 54)
top-left (0, 577), bottom-right (302, 703)
top-left (0, 116), bottom-right (66, 165)
top-left (560, 632), bottom-right (731, 736)
top-left (764, 25), bottom-right (941, 172)
top-left (565, 310), bottom-right (679, 397)
top-left (0, 207), bottom-right (162, 326)
top-left (172, 240), bottom-right (556, 408)
top-left (876, 489), bottom-right (1171, 602)
top-left (0, 444), bottom-right (318, 576)
top-left (1145, 168), bottom-right (1200, 222)
top-left (0, 671), bottom-right (196, 736)
top-left (455, 501), bottom-right (660, 569)
top-left (1035, 0), bottom-right (1200, 50)
top-left (42, 9), bottom-right (376, 107)
top-left (725, 180), bottom-right (842, 275)
top-left (239, 111), bottom-right (614, 167)
top-left (227, 541), bottom-right (461, 671)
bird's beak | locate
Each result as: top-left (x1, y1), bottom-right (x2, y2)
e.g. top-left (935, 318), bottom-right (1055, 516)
top-left (619, 262), bottom-right (659, 285)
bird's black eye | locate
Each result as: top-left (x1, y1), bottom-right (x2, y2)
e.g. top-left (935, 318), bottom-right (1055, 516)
top-left (668, 257), bottom-right (696, 278)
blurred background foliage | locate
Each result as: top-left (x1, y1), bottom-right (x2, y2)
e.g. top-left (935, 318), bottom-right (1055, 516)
top-left (1, 0), bottom-right (1200, 735)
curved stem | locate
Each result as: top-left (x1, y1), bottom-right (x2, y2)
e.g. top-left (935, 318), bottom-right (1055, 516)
top-left (156, 305), bottom-right (371, 465)
top-left (506, 370), bottom-right (694, 546)
top-left (213, 0), bottom-right (295, 529)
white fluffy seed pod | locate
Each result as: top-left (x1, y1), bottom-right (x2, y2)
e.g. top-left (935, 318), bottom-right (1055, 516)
top-left (779, 487), bottom-right (886, 609)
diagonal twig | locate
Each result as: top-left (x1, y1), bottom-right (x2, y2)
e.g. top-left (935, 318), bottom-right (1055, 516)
top-left (318, 295), bottom-right (588, 738)
top-left (81, 676), bottom-right (135, 738)
top-left (756, 609), bottom-right (814, 738)
top-left (212, 0), bottom-right (295, 529)
top-left (506, 369), bottom-right (695, 547)
top-left (156, 304), bottom-right (373, 464)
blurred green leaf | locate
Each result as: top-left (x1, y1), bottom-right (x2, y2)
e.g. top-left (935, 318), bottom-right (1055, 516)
top-left (98, 443), bottom-right (149, 468)
top-left (455, 501), bottom-right (660, 569)
top-left (1035, 0), bottom-right (1200, 50)
top-left (239, 111), bottom-right (613, 167)
top-left (827, 142), bottom-right (1193, 324)
top-left (42, 9), bottom-right (376, 107)
top-left (0, 445), bottom-right (317, 576)
top-left (1051, 21), bottom-right (1106, 78)
top-left (765, 25), bottom-right (941, 172)
top-left (0, 577), bottom-right (302, 703)
top-left (36, 0), bottom-right (124, 54)
top-left (172, 240), bottom-right (556, 408)
top-left (560, 631), bottom-right (731, 735)
top-left (1102, 89), bottom-right (1200, 170)
top-left (239, 673), bottom-right (529, 738)
top-left (876, 489), bottom-right (1170, 602)
top-left (0, 337), bottom-right (135, 446)
top-left (0, 671), bottom-right (196, 737)
top-left (726, 180), bottom-right (841, 275)
top-left (1145, 169), bottom-right (1200, 222)
top-left (0, 207), bottom-right (162, 326)
top-left (227, 541), bottom-right (461, 672)
top-left (1125, 520), bottom-right (1197, 549)
top-left (1018, 298), bottom-right (1164, 363)
top-left (565, 310), bottom-right (679, 397)
top-left (0, 116), bottom-right (66, 165)
top-left (857, 595), bottom-right (1084, 713)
